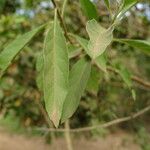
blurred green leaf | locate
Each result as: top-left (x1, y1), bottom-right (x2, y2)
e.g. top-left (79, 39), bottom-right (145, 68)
top-left (87, 66), bottom-right (101, 95)
top-left (118, 65), bottom-right (132, 88)
top-left (0, 24), bottom-right (46, 78)
top-left (43, 12), bottom-right (69, 127)
top-left (80, 0), bottom-right (98, 20)
top-left (67, 44), bottom-right (82, 58)
top-left (95, 54), bottom-right (107, 73)
top-left (117, 0), bottom-right (138, 19)
top-left (104, 0), bottom-right (110, 9)
top-left (61, 58), bottom-right (91, 123)
top-left (114, 39), bottom-right (150, 55)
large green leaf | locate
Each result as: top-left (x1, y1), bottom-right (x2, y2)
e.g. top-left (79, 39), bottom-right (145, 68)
top-left (117, 0), bottom-right (138, 20)
top-left (80, 0), bottom-right (98, 20)
top-left (61, 58), bottom-right (91, 123)
top-left (0, 24), bottom-right (45, 78)
top-left (86, 19), bottom-right (113, 59)
top-left (114, 39), bottom-right (150, 55)
top-left (43, 12), bottom-right (69, 127)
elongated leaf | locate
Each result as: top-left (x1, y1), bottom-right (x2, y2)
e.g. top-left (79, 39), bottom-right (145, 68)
top-left (118, 66), bottom-right (132, 88)
top-left (117, 0), bottom-right (138, 19)
top-left (86, 19), bottom-right (113, 59)
top-left (114, 39), bottom-right (150, 55)
top-left (117, 65), bottom-right (136, 100)
top-left (61, 58), bottom-right (91, 123)
top-left (43, 12), bottom-right (69, 127)
top-left (0, 24), bottom-right (45, 78)
top-left (80, 0), bottom-right (98, 20)
top-left (104, 0), bottom-right (110, 9)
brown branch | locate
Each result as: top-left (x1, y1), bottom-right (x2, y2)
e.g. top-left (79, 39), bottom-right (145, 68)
top-left (51, 0), bottom-right (73, 44)
top-left (35, 105), bottom-right (150, 132)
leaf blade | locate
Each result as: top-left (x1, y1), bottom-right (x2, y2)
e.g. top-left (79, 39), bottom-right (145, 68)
top-left (43, 13), bottom-right (69, 127)
top-left (61, 58), bottom-right (91, 123)
top-left (0, 24), bottom-right (46, 77)
top-left (114, 39), bottom-right (150, 55)
top-left (80, 0), bottom-right (98, 20)
top-left (86, 19), bottom-right (113, 59)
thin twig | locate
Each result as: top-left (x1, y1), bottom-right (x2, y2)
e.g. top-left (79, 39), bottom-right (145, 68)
top-left (35, 105), bottom-right (150, 133)
top-left (51, 0), bottom-right (73, 44)
top-left (65, 120), bottom-right (74, 150)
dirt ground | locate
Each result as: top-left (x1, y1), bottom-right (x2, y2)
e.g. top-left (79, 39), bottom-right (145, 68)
top-left (0, 129), bottom-right (141, 150)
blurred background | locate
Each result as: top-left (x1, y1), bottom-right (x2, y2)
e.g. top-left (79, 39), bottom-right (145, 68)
top-left (0, 0), bottom-right (150, 150)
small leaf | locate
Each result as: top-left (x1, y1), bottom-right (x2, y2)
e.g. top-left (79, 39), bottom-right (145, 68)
top-left (114, 39), bottom-right (150, 55)
top-left (61, 58), bottom-right (91, 123)
top-left (118, 65), bottom-right (132, 88)
top-left (67, 44), bottom-right (82, 59)
top-left (104, 0), bottom-right (110, 9)
top-left (95, 54), bottom-right (107, 73)
top-left (80, 0), bottom-right (98, 20)
top-left (117, 0), bottom-right (138, 19)
top-left (0, 24), bottom-right (46, 78)
top-left (86, 66), bottom-right (102, 95)
top-left (131, 89), bottom-right (136, 101)
top-left (43, 11), bottom-right (69, 127)
top-left (86, 19), bottom-right (113, 59)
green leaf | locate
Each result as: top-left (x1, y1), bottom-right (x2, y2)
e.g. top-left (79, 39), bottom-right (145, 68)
top-left (117, 0), bottom-right (138, 19)
top-left (72, 35), bottom-right (89, 55)
top-left (86, 19), bottom-right (113, 59)
top-left (104, 0), bottom-right (110, 9)
top-left (95, 54), bottom-right (107, 73)
top-left (61, 58), bottom-right (91, 123)
top-left (67, 44), bottom-right (82, 59)
top-left (80, 0), bottom-right (98, 20)
top-left (118, 65), bottom-right (132, 88)
top-left (116, 64), bottom-right (136, 100)
top-left (0, 24), bottom-right (45, 78)
top-left (43, 11), bottom-right (69, 127)
top-left (86, 66), bottom-right (102, 95)
top-left (36, 53), bottom-right (44, 91)
top-left (114, 39), bottom-right (150, 55)
top-left (131, 89), bottom-right (136, 101)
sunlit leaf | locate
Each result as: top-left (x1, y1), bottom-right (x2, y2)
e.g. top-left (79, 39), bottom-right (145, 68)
top-left (43, 11), bottom-right (69, 127)
top-left (86, 19), bottom-right (113, 59)
top-left (61, 58), bottom-right (91, 123)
